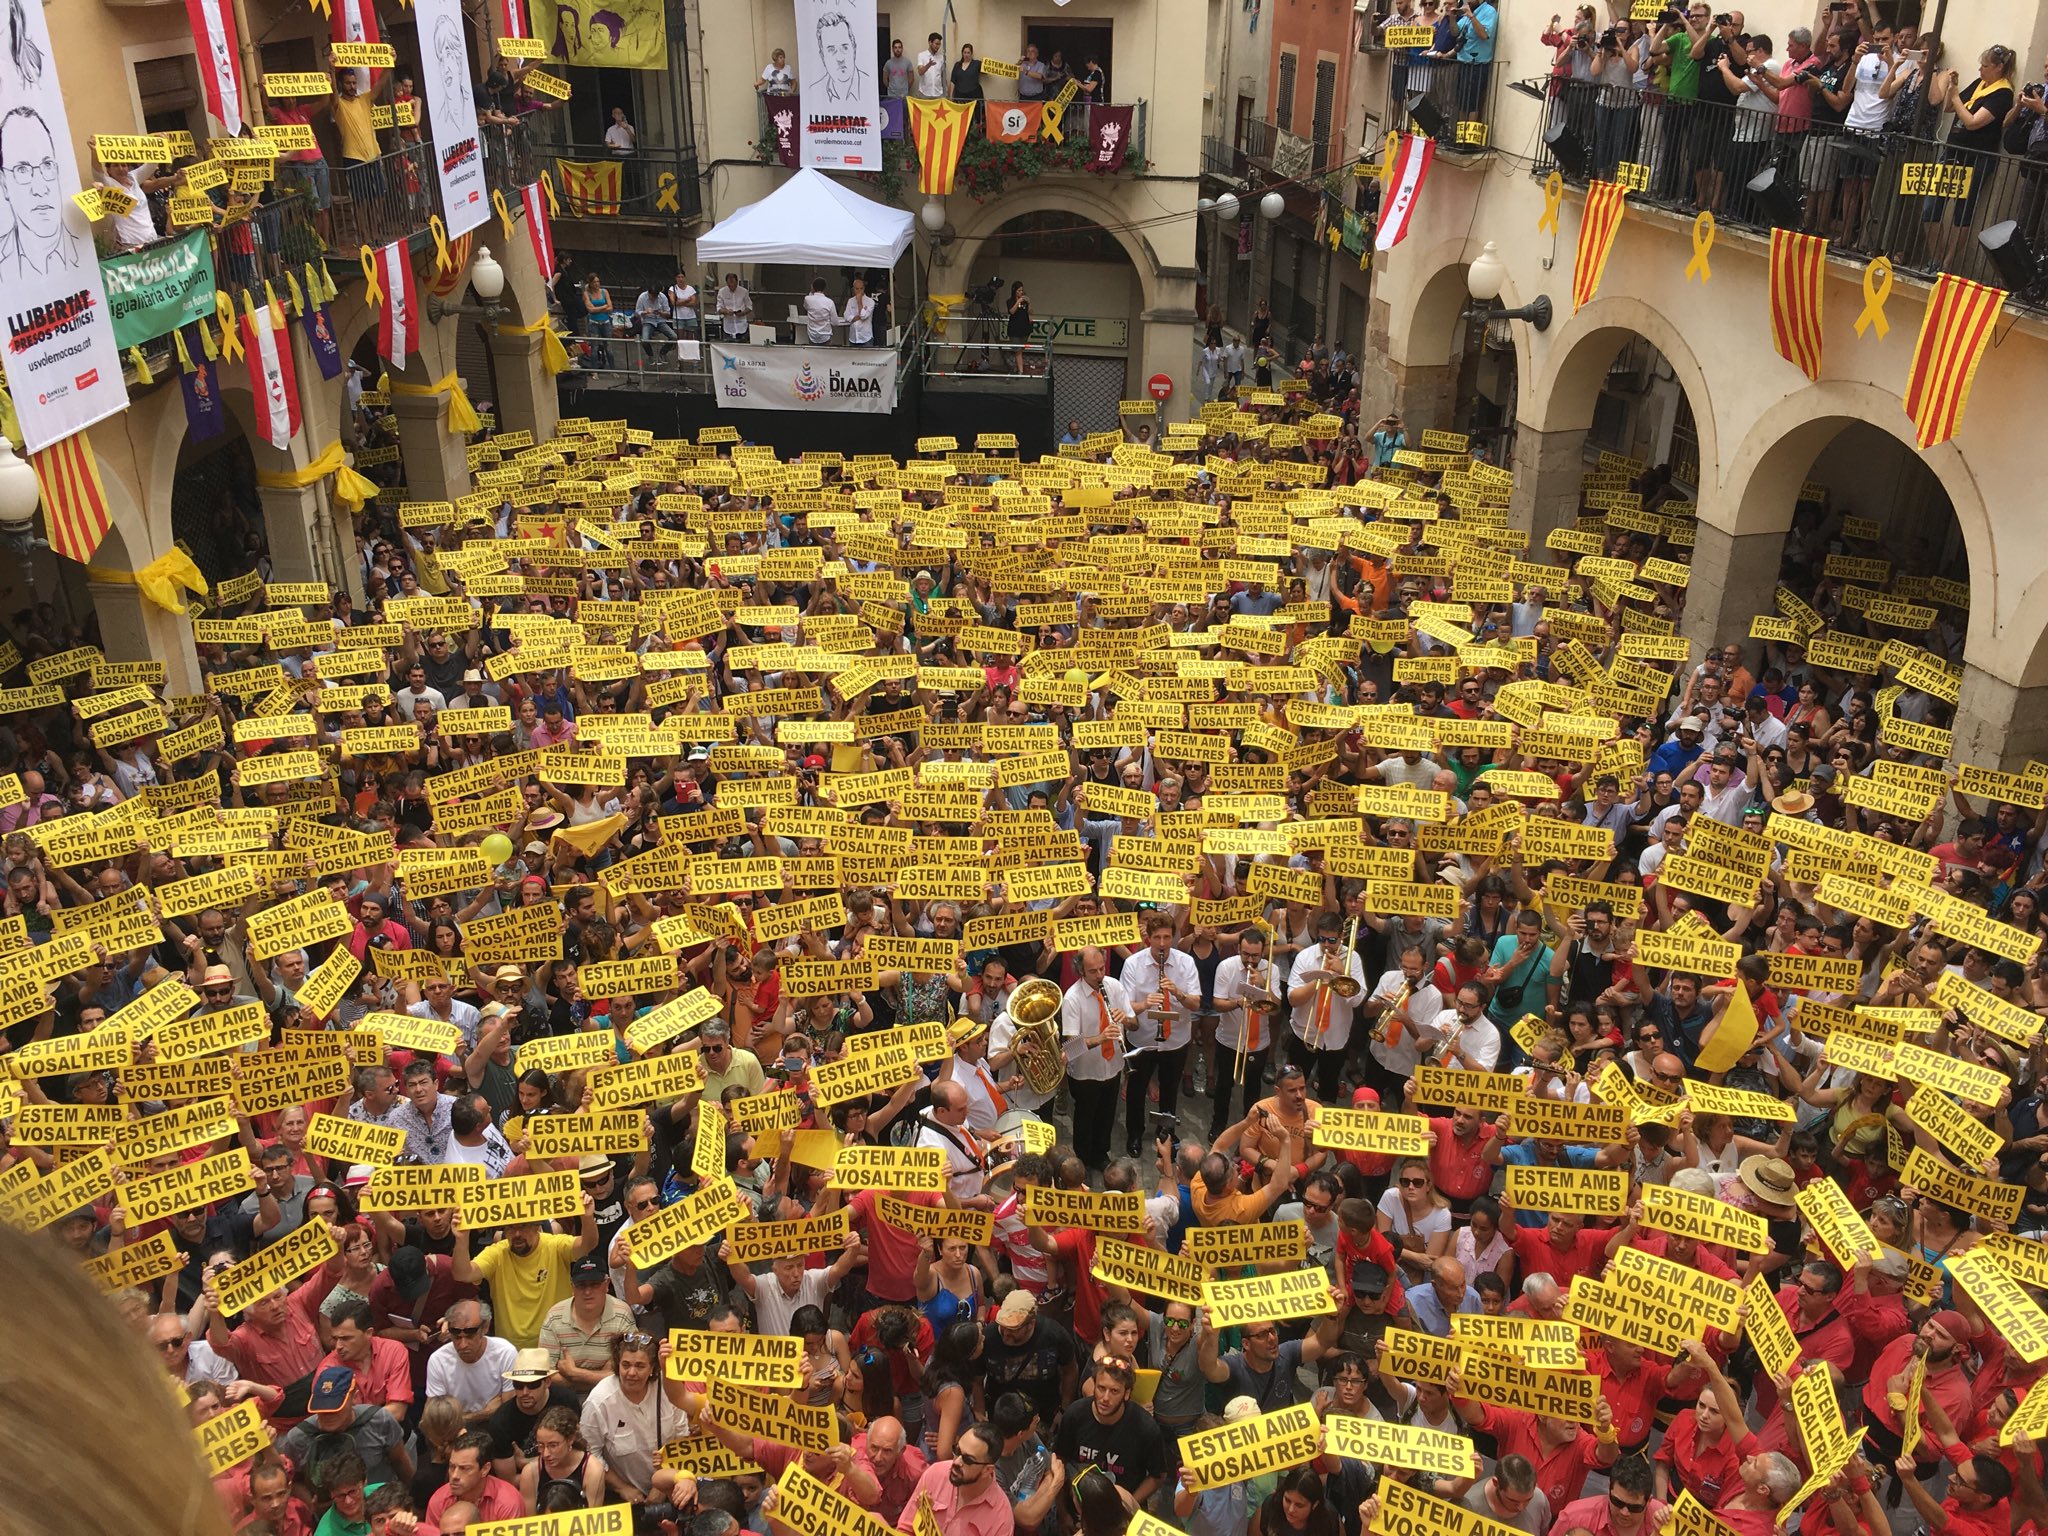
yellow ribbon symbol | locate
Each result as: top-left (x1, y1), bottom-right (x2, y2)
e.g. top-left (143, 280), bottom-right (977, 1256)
top-left (127, 346), bottom-right (152, 386)
top-left (359, 245), bottom-right (384, 307)
top-left (1856, 257), bottom-right (1893, 338)
top-left (492, 188), bottom-right (514, 241)
top-left (656, 172), bottom-right (679, 214)
top-left (540, 170), bottom-right (560, 219)
top-left (1538, 172), bottom-right (1564, 235)
top-left (84, 547), bottom-right (208, 613)
top-left (215, 291), bottom-right (244, 361)
top-left (1686, 211), bottom-right (1715, 283)
top-left (1381, 130), bottom-right (1400, 191)
top-left (264, 281), bottom-right (286, 328)
top-left (284, 271), bottom-right (305, 318)
top-left (428, 214), bottom-right (452, 274)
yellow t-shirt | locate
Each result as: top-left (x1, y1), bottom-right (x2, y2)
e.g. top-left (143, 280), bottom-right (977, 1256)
top-left (334, 93), bottom-right (380, 164)
top-left (472, 1231), bottom-right (578, 1348)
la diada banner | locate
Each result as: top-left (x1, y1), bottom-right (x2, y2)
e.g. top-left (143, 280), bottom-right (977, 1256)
top-left (708, 343), bottom-right (898, 414)
top-left (102, 231), bottom-right (217, 351)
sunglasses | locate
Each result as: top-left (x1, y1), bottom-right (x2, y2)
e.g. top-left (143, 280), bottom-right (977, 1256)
top-left (449, 1325), bottom-right (484, 1338)
top-left (1610, 1495), bottom-right (1648, 1514)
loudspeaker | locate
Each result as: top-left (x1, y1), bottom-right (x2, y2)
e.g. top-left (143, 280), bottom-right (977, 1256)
top-left (1405, 92), bottom-right (1447, 139)
top-left (1747, 164), bottom-right (1803, 229)
top-left (1544, 119), bottom-right (1590, 180)
top-left (1980, 220), bottom-right (2044, 296)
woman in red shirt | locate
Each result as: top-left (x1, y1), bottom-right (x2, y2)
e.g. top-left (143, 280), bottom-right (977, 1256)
top-left (1656, 1380), bottom-right (1743, 1507)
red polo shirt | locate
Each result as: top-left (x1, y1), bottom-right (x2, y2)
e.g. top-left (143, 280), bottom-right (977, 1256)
top-left (850, 1189), bottom-right (941, 1303)
top-left (1508, 1222), bottom-right (1611, 1288)
top-left (315, 1335), bottom-right (414, 1411)
top-left (1656, 1408), bottom-right (1740, 1507)
top-left (1588, 1348), bottom-right (1668, 1450)
top-left (1427, 1117), bottom-right (1496, 1200)
top-left (1475, 1403), bottom-right (1612, 1508)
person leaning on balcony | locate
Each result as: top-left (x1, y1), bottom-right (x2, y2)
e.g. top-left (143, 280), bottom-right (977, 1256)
top-left (916, 33), bottom-right (948, 98)
top-left (94, 150), bottom-right (180, 253)
top-left (2007, 52), bottom-right (2048, 251)
top-left (759, 48), bottom-right (794, 95)
top-left (332, 67), bottom-right (384, 201)
top-left (1018, 44), bottom-right (1047, 100)
top-left (1451, 0), bottom-right (1497, 118)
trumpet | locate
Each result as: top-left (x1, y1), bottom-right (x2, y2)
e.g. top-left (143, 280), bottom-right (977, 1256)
top-left (1368, 980), bottom-right (1414, 1044)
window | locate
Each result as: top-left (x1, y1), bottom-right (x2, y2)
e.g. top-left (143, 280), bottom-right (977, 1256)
top-left (1234, 94), bottom-right (1255, 148)
top-left (1276, 50), bottom-right (1298, 131)
top-left (991, 210), bottom-right (1122, 262)
top-left (1023, 16), bottom-right (1113, 97)
top-left (1311, 58), bottom-right (1336, 171)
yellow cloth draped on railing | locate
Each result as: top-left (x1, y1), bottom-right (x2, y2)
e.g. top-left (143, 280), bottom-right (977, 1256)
top-left (254, 440), bottom-right (380, 514)
top-left (389, 371), bottom-right (483, 433)
top-left (84, 547), bottom-right (207, 613)
top-left (495, 315), bottom-right (573, 377)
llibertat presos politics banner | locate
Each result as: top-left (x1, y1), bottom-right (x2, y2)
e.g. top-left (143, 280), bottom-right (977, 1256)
top-left (415, 0), bottom-right (488, 236)
top-left (794, 0), bottom-right (881, 171)
top-left (0, 0), bottom-right (127, 452)
top-left (710, 343), bottom-right (897, 413)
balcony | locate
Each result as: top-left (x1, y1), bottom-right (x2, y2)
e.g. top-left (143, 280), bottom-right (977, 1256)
top-left (1386, 58), bottom-right (1500, 154)
top-left (521, 137), bottom-right (704, 224)
top-left (1528, 78), bottom-right (2047, 315)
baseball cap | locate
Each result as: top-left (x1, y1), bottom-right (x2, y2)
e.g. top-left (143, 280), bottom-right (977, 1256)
top-left (388, 1244), bottom-right (432, 1302)
top-left (1350, 1262), bottom-right (1391, 1298)
top-left (803, 755), bottom-right (826, 770)
top-left (995, 1290), bottom-right (1038, 1324)
top-left (308, 1365), bottom-right (357, 1412)
top-left (568, 1255), bottom-right (607, 1286)
top-left (505, 1348), bottom-right (553, 1384)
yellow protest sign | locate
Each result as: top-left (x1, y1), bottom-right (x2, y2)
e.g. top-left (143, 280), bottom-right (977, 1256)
top-left (1090, 1236), bottom-right (1206, 1305)
top-left (1946, 1248), bottom-right (2048, 1362)
top-left (727, 1206), bottom-right (852, 1265)
top-left (120, 1149), bottom-right (254, 1226)
top-left (1326, 1415), bottom-right (1479, 1479)
top-left (302, 1111), bottom-right (408, 1167)
top-left (1900, 1146), bottom-right (2023, 1225)
top-left (527, 1112), bottom-right (646, 1160)
top-left (628, 1177), bottom-right (750, 1267)
top-left (470, 1509), bottom-right (632, 1536)
top-left (195, 1399), bottom-right (272, 1475)
top-left (712, 1380), bottom-right (838, 1453)
top-left (1606, 1244), bottom-right (1742, 1331)
top-left (81, 1229), bottom-right (185, 1291)
top-left (358, 1163), bottom-right (484, 1211)
top-left (1504, 1164), bottom-right (1627, 1216)
top-left (460, 1170), bottom-right (583, 1229)
top-left (1201, 1267), bottom-right (1335, 1327)
top-left (1182, 1222), bottom-right (1309, 1269)
top-left (1016, 1184), bottom-right (1147, 1233)
top-left (664, 1328), bottom-right (804, 1390)
top-left (1456, 1353), bottom-right (1601, 1424)
top-left (1311, 1108), bottom-right (1432, 1156)
top-left (1640, 1181), bottom-right (1769, 1252)
top-left (1372, 1471), bottom-right (1528, 1536)
top-left (827, 1143), bottom-right (947, 1193)
top-left (1180, 1401), bottom-right (1322, 1490)
top-left (215, 1218), bottom-right (338, 1314)
top-left (588, 1050), bottom-right (704, 1110)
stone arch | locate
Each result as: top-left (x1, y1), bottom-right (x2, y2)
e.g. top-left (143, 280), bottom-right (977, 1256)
top-left (1520, 292), bottom-right (1721, 501)
top-left (941, 182), bottom-right (1164, 314)
top-left (1723, 381), bottom-right (1997, 661)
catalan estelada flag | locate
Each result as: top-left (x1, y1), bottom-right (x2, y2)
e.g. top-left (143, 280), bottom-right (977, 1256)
top-left (557, 159), bottom-right (621, 216)
top-left (907, 97), bottom-right (977, 196)
top-left (31, 431), bottom-right (112, 565)
top-left (1768, 228), bottom-right (1829, 381)
top-left (1572, 180), bottom-right (1628, 312)
top-left (1905, 273), bottom-right (2006, 450)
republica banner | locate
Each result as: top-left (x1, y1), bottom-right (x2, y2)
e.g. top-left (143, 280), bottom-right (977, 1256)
top-left (794, 0), bottom-right (881, 171)
top-left (414, 0), bottom-right (488, 236)
top-left (0, 0), bottom-right (128, 452)
top-left (102, 230), bottom-right (216, 350)
top-left (709, 343), bottom-right (898, 413)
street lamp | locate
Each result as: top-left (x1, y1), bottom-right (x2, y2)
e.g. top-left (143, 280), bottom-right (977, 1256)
top-left (0, 435), bottom-right (39, 537)
top-left (427, 248), bottom-right (512, 324)
top-left (919, 196), bottom-right (947, 233)
top-left (1462, 240), bottom-right (1552, 331)
top-left (1213, 191), bottom-right (1240, 220)
top-left (1259, 190), bottom-right (1285, 220)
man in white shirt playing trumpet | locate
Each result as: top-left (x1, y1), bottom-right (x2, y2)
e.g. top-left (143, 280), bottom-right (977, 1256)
top-left (1060, 947), bottom-right (1132, 1179)
top-left (1117, 914), bottom-right (1202, 1160)
top-left (1209, 928), bottom-right (1282, 1140)
top-left (1286, 914), bottom-right (1367, 1101)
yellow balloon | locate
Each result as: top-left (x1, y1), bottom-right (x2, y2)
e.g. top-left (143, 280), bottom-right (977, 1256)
top-left (480, 833), bottom-right (515, 866)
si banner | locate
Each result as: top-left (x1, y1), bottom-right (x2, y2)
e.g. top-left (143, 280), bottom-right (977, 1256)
top-left (987, 101), bottom-right (1043, 144)
top-left (414, 0), bottom-right (487, 237)
top-left (101, 230), bottom-right (217, 351)
top-left (0, 0), bottom-right (129, 453)
top-left (709, 343), bottom-right (899, 414)
top-left (795, 0), bottom-right (881, 170)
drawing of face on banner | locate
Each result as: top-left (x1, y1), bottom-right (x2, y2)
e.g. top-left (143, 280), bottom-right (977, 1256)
top-left (795, 0), bottom-right (880, 171)
top-left (0, 0), bottom-right (127, 451)
top-left (414, 0), bottom-right (487, 237)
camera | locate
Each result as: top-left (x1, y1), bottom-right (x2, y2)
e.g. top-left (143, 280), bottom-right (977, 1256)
top-left (1660, 6), bottom-right (1685, 22)
top-left (1713, 12), bottom-right (1731, 23)
top-left (968, 275), bottom-right (1003, 307)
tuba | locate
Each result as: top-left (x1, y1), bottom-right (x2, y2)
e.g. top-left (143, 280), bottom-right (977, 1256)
top-left (1005, 977), bottom-right (1067, 1097)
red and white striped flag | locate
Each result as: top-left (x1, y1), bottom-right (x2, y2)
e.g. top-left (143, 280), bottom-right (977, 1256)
top-left (1374, 134), bottom-right (1435, 252)
top-left (521, 179), bottom-right (556, 284)
top-left (332, 0), bottom-right (382, 88)
top-left (183, 0), bottom-right (244, 136)
top-left (245, 302), bottom-right (300, 451)
top-left (30, 432), bottom-right (112, 566)
top-left (499, 0), bottom-right (529, 38)
top-left (1767, 228), bottom-right (1829, 381)
top-left (372, 240), bottom-right (421, 362)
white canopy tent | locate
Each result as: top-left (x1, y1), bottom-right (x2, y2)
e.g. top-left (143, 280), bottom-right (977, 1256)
top-left (696, 167), bottom-right (915, 268)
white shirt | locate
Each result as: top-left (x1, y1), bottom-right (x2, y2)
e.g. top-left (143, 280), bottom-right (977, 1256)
top-left (605, 120), bottom-right (636, 152)
top-left (1366, 969), bottom-right (1445, 1075)
top-left (914, 1117), bottom-right (986, 1201)
top-left (988, 1009), bottom-right (1053, 1113)
top-left (915, 50), bottom-right (947, 97)
top-left (1846, 50), bottom-right (1892, 131)
top-left (716, 283), bottom-right (752, 337)
top-left (104, 165), bottom-right (159, 251)
top-left (1289, 946), bottom-right (1368, 1052)
top-left (945, 1053), bottom-right (1009, 1132)
top-left (1118, 947), bottom-right (1201, 1051)
top-left (751, 1267), bottom-right (833, 1335)
top-left (668, 283), bottom-right (697, 319)
top-left (1698, 776), bottom-right (1754, 826)
top-left (425, 1336), bottom-right (519, 1413)
top-left (1213, 954), bottom-right (1281, 1053)
top-left (801, 290), bottom-right (838, 344)
top-left (1061, 975), bottom-right (1132, 1082)
top-left (580, 1374), bottom-right (678, 1496)
top-left (760, 63), bottom-right (794, 93)
top-left (1416, 1006), bottom-right (1502, 1071)
top-left (841, 292), bottom-right (876, 345)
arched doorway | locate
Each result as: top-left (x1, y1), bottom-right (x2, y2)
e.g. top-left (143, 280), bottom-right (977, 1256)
top-left (959, 209), bottom-right (1141, 433)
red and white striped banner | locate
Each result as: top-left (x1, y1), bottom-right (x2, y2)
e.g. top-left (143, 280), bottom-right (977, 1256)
top-left (499, 0), bottom-right (529, 38)
top-left (245, 303), bottom-right (301, 451)
top-left (331, 0), bottom-right (383, 85)
top-left (1374, 134), bottom-right (1435, 252)
top-left (373, 240), bottom-right (421, 362)
top-left (522, 179), bottom-right (556, 284)
top-left (183, 0), bottom-right (244, 135)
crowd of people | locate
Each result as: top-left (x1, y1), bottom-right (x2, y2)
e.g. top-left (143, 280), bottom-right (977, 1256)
top-left (0, 383), bottom-right (2041, 1536)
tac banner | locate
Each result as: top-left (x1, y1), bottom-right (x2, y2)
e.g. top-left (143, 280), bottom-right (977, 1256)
top-left (101, 230), bottom-right (217, 351)
top-left (0, 0), bottom-right (128, 454)
top-left (710, 343), bottom-right (898, 414)
top-left (415, 0), bottom-right (488, 237)
top-left (795, 0), bottom-right (881, 171)
top-left (552, 0), bottom-right (665, 67)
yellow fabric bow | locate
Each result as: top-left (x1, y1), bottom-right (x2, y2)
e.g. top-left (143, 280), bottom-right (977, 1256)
top-left (428, 214), bottom-right (452, 274)
top-left (360, 245), bottom-right (386, 307)
top-left (128, 346), bottom-right (153, 386)
top-left (84, 547), bottom-right (207, 613)
top-left (255, 440), bottom-right (381, 514)
top-left (495, 315), bottom-right (573, 376)
top-left (215, 291), bottom-right (245, 361)
top-left (492, 188), bottom-right (515, 242)
top-left (539, 171), bottom-right (560, 219)
top-left (389, 371), bottom-right (482, 433)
